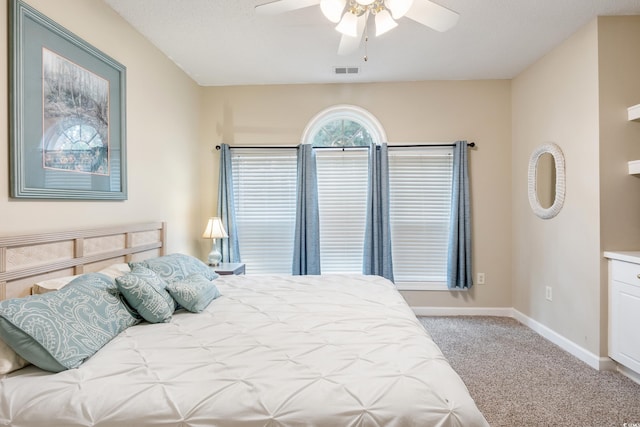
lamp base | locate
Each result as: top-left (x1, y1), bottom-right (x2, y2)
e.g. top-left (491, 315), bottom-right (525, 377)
top-left (207, 239), bottom-right (222, 266)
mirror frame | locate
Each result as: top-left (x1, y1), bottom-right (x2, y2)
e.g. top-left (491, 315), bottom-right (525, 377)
top-left (528, 143), bottom-right (565, 219)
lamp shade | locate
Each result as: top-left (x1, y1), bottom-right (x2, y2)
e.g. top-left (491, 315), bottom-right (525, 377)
top-left (320, 0), bottom-right (346, 23)
top-left (202, 217), bottom-right (228, 239)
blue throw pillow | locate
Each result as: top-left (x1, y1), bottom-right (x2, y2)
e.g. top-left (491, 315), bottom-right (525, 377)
top-left (130, 253), bottom-right (218, 284)
top-left (115, 266), bottom-right (176, 324)
top-left (166, 273), bottom-right (221, 313)
top-left (0, 273), bottom-right (140, 372)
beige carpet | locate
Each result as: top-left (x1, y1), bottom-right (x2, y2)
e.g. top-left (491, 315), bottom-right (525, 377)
top-left (419, 316), bottom-right (640, 427)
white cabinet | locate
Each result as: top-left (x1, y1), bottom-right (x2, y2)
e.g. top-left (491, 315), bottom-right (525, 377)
top-left (604, 252), bottom-right (640, 375)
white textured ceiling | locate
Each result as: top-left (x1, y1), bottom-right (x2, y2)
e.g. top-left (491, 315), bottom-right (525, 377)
top-left (102, 0), bottom-right (640, 86)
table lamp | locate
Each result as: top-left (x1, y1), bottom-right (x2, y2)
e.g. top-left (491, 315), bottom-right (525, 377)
top-left (202, 217), bottom-right (228, 266)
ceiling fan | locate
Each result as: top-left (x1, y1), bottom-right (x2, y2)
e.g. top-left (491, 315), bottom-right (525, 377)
top-left (255, 0), bottom-right (459, 55)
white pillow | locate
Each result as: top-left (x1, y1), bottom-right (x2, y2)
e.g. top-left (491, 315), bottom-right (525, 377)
top-left (32, 275), bottom-right (80, 294)
top-left (31, 264), bottom-right (131, 294)
top-left (0, 337), bottom-right (29, 374)
top-left (98, 263), bottom-right (131, 279)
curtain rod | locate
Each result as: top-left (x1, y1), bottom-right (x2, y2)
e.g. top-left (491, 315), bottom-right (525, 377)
top-left (215, 142), bottom-right (475, 151)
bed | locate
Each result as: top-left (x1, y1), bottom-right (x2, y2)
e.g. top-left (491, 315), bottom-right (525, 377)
top-left (0, 223), bottom-right (488, 427)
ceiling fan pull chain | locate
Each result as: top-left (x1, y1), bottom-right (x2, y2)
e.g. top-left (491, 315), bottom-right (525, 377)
top-left (364, 34), bottom-right (369, 61)
top-left (363, 17), bottom-right (369, 62)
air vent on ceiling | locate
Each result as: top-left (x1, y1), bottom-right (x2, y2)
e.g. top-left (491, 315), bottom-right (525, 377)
top-left (334, 66), bottom-right (360, 75)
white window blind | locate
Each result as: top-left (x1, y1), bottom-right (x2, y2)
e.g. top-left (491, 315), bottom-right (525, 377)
top-left (316, 149), bottom-right (369, 273)
top-left (388, 147), bottom-right (453, 285)
top-left (231, 149), bottom-right (297, 274)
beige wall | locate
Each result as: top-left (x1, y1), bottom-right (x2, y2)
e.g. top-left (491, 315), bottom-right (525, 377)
top-left (512, 17), bottom-right (640, 356)
top-left (512, 20), bottom-right (601, 354)
top-left (200, 81), bottom-right (513, 308)
top-left (0, 0), bottom-right (202, 254)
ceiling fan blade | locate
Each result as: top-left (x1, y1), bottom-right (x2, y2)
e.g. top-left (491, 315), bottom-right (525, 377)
top-left (404, 0), bottom-right (459, 32)
top-left (337, 13), bottom-right (366, 55)
top-left (255, 0), bottom-right (321, 15)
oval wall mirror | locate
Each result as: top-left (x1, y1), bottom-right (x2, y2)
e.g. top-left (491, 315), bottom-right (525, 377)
top-left (536, 152), bottom-right (556, 209)
top-left (528, 143), bottom-right (565, 219)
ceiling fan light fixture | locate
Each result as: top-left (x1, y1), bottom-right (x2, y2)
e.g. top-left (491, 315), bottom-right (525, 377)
top-left (336, 11), bottom-right (359, 37)
top-left (374, 9), bottom-right (397, 36)
top-left (320, 0), bottom-right (347, 23)
top-left (356, 0), bottom-right (376, 5)
top-left (384, 0), bottom-right (414, 19)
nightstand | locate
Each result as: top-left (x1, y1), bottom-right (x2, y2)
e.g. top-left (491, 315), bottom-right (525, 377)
top-left (211, 262), bottom-right (246, 275)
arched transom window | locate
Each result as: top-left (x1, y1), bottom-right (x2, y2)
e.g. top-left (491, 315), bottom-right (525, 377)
top-left (302, 104), bottom-right (387, 147)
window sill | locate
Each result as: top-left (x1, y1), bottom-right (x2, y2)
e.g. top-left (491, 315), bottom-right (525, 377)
top-left (395, 281), bottom-right (449, 291)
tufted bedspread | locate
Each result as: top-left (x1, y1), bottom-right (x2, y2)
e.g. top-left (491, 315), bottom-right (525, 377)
top-left (0, 273), bottom-right (488, 427)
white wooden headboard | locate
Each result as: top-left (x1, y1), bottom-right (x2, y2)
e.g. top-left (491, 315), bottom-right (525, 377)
top-left (0, 222), bottom-right (167, 301)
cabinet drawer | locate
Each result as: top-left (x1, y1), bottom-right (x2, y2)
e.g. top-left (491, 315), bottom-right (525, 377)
top-left (611, 260), bottom-right (640, 287)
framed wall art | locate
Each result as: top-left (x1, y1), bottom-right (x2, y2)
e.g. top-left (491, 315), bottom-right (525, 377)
top-left (9, 0), bottom-right (127, 200)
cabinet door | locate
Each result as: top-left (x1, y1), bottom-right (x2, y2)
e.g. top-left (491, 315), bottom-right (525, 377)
top-left (610, 280), bottom-right (640, 373)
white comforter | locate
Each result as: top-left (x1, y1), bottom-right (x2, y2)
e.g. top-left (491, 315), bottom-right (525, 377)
top-left (0, 274), bottom-right (488, 427)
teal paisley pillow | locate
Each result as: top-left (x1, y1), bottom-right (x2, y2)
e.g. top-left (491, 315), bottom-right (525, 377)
top-left (166, 273), bottom-right (221, 313)
top-left (130, 253), bottom-right (218, 283)
top-left (0, 273), bottom-right (140, 373)
top-left (115, 266), bottom-right (176, 323)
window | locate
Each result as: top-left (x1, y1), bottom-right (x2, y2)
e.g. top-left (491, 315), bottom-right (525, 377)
top-left (316, 149), bottom-right (368, 273)
top-left (310, 106), bottom-right (378, 274)
top-left (231, 149), bottom-right (297, 274)
top-left (229, 105), bottom-right (454, 289)
top-left (312, 119), bottom-right (374, 147)
top-left (388, 148), bottom-right (453, 288)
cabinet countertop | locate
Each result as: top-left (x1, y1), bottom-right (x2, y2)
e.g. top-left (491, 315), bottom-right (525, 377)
top-left (604, 251), bottom-right (640, 264)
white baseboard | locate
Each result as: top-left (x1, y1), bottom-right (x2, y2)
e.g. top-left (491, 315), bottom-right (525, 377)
top-left (511, 309), bottom-right (612, 371)
top-left (412, 306), bottom-right (615, 371)
top-left (411, 306), bottom-right (515, 317)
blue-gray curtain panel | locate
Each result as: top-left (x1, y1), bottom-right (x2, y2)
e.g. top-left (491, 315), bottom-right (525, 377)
top-left (363, 143), bottom-right (394, 282)
top-left (447, 141), bottom-right (473, 289)
top-left (216, 144), bottom-right (241, 263)
top-left (292, 144), bottom-right (321, 275)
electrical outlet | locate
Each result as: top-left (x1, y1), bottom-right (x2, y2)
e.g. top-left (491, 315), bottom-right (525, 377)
top-left (477, 273), bottom-right (485, 285)
top-left (545, 286), bottom-right (552, 301)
